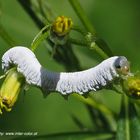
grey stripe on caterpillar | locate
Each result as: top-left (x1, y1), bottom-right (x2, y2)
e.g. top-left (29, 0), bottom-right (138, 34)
top-left (1, 46), bottom-right (130, 95)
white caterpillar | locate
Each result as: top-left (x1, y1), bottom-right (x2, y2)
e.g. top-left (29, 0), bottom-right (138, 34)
top-left (1, 46), bottom-right (130, 95)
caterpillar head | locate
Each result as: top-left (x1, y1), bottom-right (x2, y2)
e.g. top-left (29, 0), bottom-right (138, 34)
top-left (114, 56), bottom-right (130, 75)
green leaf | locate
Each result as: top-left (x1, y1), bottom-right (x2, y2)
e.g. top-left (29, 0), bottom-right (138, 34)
top-left (129, 102), bottom-right (140, 139)
top-left (13, 131), bottom-right (115, 140)
top-left (116, 95), bottom-right (130, 140)
top-left (116, 95), bottom-right (140, 140)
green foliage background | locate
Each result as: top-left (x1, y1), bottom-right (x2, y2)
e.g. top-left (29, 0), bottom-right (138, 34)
top-left (0, 0), bottom-right (140, 139)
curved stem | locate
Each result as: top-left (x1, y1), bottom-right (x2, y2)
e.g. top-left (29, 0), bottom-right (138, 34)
top-left (68, 38), bottom-right (87, 46)
top-left (90, 42), bottom-right (109, 59)
top-left (69, 0), bottom-right (113, 58)
top-left (69, 37), bottom-right (108, 59)
top-left (69, 0), bottom-right (96, 35)
top-left (71, 25), bottom-right (87, 36)
top-left (30, 25), bottom-right (51, 51)
top-left (71, 26), bottom-right (111, 59)
top-left (124, 95), bottom-right (130, 140)
top-left (73, 94), bottom-right (116, 130)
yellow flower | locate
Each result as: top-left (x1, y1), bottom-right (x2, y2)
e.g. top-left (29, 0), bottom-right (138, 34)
top-left (123, 74), bottom-right (140, 99)
top-left (52, 16), bottom-right (73, 36)
top-left (0, 68), bottom-right (25, 114)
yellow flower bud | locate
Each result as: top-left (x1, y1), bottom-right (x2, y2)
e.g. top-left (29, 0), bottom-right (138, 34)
top-left (52, 16), bottom-right (73, 36)
top-left (0, 68), bottom-right (25, 114)
top-left (123, 74), bottom-right (140, 99)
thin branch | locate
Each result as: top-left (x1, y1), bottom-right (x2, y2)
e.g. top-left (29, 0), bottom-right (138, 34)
top-left (69, 0), bottom-right (96, 35)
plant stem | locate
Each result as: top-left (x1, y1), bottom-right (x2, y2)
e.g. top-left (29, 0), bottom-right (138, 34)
top-left (69, 0), bottom-right (96, 35)
top-left (75, 94), bottom-right (115, 117)
top-left (124, 95), bottom-right (130, 140)
top-left (30, 25), bottom-right (51, 51)
top-left (73, 93), bottom-right (116, 130)
top-left (71, 25), bottom-right (87, 36)
top-left (90, 42), bottom-right (108, 59)
top-left (72, 25), bottom-right (112, 58)
top-left (69, 38), bottom-right (108, 59)
top-left (69, 0), bottom-right (114, 58)
top-left (68, 38), bottom-right (87, 46)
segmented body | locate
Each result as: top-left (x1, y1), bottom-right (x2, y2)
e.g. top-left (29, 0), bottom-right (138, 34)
top-left (2, 46), bottom-right (125, 95)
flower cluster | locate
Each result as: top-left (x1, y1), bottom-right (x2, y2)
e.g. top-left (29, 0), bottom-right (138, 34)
top-left (52, 16), bottom-right (73, 36)
top-left (123, 74), bottom-right (140, 99)
top-left (49, 16), bottom-right (73, 45)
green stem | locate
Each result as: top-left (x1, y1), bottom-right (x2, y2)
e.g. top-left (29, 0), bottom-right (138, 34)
top-left (69, 0), bottom-right (96, 35)
top-left (0, 24), bottom-right (17, 47)
top-left (71, 25), bottom-right (111, 59)
top-left (69, 37), bottom-right (108, 59)
top-left (30, 25), bottom-right (51, 51)
top-left (69, 0), bottom-right (114, 58)
top-left (73, 93), bottom-right (116, 130)
top-left (75, 94), bottom-right (115, 116)
top-left (71, 25), bottom-right (87, 36)
top-left (90, 42), bottom-right (108, 59)
top-left (68, 38), bottom-right (87, 46)
top-left (124, 95), bottom-right (130, 140)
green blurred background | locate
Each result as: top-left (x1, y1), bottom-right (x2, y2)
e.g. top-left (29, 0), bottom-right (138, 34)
top-left (0, 0), bottom-right (140, 139)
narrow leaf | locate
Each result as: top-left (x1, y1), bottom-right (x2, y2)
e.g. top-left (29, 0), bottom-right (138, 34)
top-left (116, 95), bottom-right (140, 140)
top-left (13, 131), bottom-right (115, 140)
top-left (116, 95), bottom-right (130, 140)
top-left (129, 102), bottom-right (140, 140)
top-left (30, 25), bottom-right (50, 51)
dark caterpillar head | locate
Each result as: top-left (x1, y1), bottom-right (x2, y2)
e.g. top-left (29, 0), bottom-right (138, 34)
top-left (114, 56), bottom-right (130, 75)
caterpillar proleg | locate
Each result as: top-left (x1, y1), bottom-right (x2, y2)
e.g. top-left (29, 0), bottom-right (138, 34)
top-left (1, 46), bottom-right (130, 95)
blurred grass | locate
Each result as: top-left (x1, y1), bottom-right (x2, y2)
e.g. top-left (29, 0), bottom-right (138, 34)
top-left (0, 0), bottom-right (140, 139)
